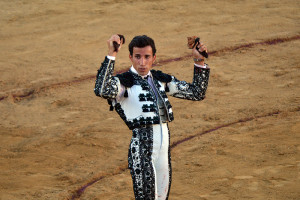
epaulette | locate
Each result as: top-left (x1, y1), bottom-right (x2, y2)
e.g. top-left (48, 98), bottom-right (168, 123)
top-left (116, 71), bottom-right (134, 88)
top-left (151, 70), bottom-right (172, 83)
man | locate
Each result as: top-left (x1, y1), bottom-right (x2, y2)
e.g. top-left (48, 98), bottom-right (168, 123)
top-left (94, 34), bottom-right (210, 200)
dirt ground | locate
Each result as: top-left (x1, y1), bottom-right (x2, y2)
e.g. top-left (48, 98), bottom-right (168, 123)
top-left (0, 0), bottom-right (300, 199)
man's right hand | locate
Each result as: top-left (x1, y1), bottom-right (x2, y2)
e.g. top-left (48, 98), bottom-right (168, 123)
top-left (107, 34), bottom-right (123, 57)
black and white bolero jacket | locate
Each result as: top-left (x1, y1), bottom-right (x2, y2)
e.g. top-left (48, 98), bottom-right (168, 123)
top-left (94, 56), bottom-right (210, 130)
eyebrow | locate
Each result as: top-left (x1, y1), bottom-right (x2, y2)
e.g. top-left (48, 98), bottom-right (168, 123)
top-left (134, 53), bottom-right (151, 56)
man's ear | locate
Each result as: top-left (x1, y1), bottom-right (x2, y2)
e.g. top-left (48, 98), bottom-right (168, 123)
top-left (152, 54), bottom-right (156, 63)
top-left (129, 54), bottom-right (133, 62)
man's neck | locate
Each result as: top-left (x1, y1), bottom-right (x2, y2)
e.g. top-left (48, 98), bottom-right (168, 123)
top-left (130, 66), bottom-right (151, 78)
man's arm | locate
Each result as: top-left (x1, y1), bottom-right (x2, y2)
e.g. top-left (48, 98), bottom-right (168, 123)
top-left (167, 41), bottom-right (210, 101)
top-left (94, 56), bottom-right (120, 99)
top-left (167, 65), bottom-right (210, 101)
top-left (94, 35), bottom-right (124, 99)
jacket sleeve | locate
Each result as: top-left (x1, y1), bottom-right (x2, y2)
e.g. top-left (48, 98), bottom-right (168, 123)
top-left (94, 56), bottom-right (122, 99)
top-left (167, 64), bottom-right (210, 101)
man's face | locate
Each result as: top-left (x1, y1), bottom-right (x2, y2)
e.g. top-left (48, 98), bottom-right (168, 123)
top-left (129, 46), bottom-right (156, 76)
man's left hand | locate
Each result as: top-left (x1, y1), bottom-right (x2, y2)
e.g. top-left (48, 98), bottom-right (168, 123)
top-left (192, 42), bottom-right (207, 65)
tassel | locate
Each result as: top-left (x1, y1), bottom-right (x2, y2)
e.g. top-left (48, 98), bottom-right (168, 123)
top-left (124, 88), bottom-right (128, 97)
top-left (107, 99), bottom-right (114, 111)
top-left (165, 84), bottom-right (170, 92)
top-left (110, 105), bottom-right (114, 111)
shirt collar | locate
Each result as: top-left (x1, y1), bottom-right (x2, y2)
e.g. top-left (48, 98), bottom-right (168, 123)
top-left (130, 66), bottom-right (152, 79)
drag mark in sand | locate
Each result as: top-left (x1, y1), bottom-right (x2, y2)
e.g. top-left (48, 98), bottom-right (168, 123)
top-left (68, 107), bottom-right (299, 199)
top-left (1, 35), bottom-right (300, 102)
top-left (69, 164), bottom-right (128, 200)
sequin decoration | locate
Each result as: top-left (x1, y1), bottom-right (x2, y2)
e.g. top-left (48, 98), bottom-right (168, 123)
top-left (170, 65), bottom-right (210, 101)
top-left (128, 126), bottom-right (155, 200)
top-left (94, 57), bottom-right (119, 99)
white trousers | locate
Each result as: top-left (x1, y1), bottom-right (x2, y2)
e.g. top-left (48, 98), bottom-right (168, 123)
top-left (151, 124), bottom-right (170, 200)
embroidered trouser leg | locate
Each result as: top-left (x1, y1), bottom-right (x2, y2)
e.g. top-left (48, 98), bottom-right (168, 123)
top-left (128, 124), bottom-right (172, 200)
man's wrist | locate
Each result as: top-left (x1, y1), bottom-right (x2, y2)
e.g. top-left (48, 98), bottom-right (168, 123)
top-left (194, 61), bottom-right (204, 65)
top-left (193, 57), bottom-right (204, 66)
top-left (107, 49), bottom-right (117, 57)
top-left (193, 58), bottom-right (204, 62)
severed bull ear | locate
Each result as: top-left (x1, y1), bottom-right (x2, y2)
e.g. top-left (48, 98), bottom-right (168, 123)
top-left (113, 34), bottom-right (125, 52)
top-left (187, 36), bottom-right (208, 58)
top-left (187, 36), bottom-right (198, 49)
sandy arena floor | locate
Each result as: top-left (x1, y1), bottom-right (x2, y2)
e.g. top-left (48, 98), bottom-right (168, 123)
top-left (0, 0), bottom-right (299, 199)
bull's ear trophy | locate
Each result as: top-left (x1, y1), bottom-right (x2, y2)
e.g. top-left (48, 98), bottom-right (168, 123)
top-left (187, 36), bottom-right (208, 58)
top-left (113, 34), bottom-right (125, 52)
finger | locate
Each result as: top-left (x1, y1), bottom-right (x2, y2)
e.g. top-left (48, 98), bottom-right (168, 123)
top-left (110, 35), bottom-right (121, 44)
top-left (197, 42), bottom-right (204, 49)
top-left (200, 44), bottom-right (206, 52)
top-left (118, 41), bottom-right (123, 49)
top-left (108, 36), bottom-right (115, 46)
top-left (193, 43), bottom-right (198, 50)
top-left (115, 35), bottom-right (121, 44)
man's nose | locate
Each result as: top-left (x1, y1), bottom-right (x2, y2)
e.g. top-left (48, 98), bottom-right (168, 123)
top-left (139, 58), bottom-right (146, 66)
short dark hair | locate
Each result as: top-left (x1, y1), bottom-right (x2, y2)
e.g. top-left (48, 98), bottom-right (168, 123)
top-left (128, 35), bottom-right (156, 56)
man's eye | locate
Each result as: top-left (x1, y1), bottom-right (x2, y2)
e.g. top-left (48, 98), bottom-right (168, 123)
top-left (135, 55), bottom-right (140, 59)
top-left (145, 55), bottom-right (150, 59)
